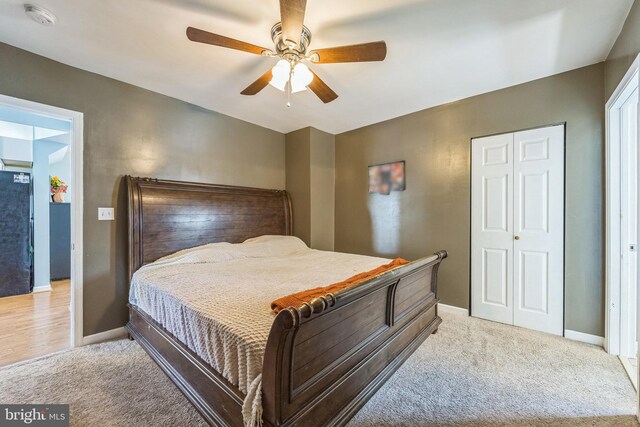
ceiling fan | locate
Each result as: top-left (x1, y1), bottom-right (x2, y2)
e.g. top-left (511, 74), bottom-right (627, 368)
top-left (186, 0), bottom-right (387, 105)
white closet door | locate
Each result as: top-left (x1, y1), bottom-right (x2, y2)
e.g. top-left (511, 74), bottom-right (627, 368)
top-left (512, 125), bottom-right (564, 336)
top-left (472, 125), bottom-right (564, 336)
top-left (471, 133), bottom-right (514, 325)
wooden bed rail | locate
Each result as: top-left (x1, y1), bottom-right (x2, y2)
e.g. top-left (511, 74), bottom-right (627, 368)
top-left (261, 250), bottom-right (447, 426)
top-left (295, 251), bottom-right (447, 320)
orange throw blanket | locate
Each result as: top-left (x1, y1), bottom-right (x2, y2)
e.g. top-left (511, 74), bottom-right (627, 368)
top-left (271, 258), bottom-right (410, 313)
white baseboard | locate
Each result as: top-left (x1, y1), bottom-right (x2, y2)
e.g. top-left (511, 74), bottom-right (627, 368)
top-left (83, 327), bottom-right (127, 346)
top-left (438, 303), bottom-right (469, 316)
top-left (32, 284), bottom-right (52, 292)
top-left (564, 329), bottom-right (605, 347)
top-left (620, 356), bottom-right (638, 390)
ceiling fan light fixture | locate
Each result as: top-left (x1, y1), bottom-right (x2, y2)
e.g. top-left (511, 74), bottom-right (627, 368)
top-left (269, 59), bottom-right (290, 91)
top-left (269, 60), bottom-right (314, 94)
top-left (290, 63), bottom-right (313, 93)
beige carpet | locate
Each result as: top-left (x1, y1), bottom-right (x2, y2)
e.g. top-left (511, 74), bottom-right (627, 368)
top-left (0, 312), bottom-right (637, 427)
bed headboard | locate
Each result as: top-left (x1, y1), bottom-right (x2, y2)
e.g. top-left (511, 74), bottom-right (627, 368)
top-left (126, 176), bottom-right (292, 279)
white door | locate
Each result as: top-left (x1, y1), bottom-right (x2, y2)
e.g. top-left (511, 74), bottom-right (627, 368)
top-left (621, 87), bottom-right (639, 359)
top-left (512, 126), bottom-right (565, 335)
top-left (471, 125), bottom-right (565, 336)
top-left (471, 133), bottom-right (514, 325)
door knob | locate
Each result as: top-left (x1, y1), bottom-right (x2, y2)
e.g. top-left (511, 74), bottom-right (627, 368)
top-left (514, 235), bottom-right (520, 240)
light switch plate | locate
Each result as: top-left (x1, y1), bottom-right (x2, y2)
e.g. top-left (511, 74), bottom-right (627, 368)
top-left (98, 207), bottom-right (114, 221)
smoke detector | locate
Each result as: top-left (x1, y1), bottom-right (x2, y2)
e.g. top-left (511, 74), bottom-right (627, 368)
top-left (24, 4), bottom-right (57, 26)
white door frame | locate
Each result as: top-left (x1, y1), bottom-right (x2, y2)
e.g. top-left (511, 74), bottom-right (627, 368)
top-left (0, 93), bottom-right (84, 348)
top-left (605, 53), bottom-right (640, 356)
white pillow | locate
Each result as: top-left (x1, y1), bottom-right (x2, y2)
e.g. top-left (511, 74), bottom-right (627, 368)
top-left (242, 235), bottom-right (309, 256)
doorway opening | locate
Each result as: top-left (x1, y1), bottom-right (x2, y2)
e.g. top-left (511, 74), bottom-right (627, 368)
top-left (0, 95), bottom-right (83, 366)
top-left (606, 53), bottom-right (640, 390)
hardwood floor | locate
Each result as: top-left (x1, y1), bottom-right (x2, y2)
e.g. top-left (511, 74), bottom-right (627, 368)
top-left (0, 280), bottom-right (70, 367)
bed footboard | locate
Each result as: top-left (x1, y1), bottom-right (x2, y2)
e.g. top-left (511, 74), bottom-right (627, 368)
top-left (261, 250), bottom-right (447, 426)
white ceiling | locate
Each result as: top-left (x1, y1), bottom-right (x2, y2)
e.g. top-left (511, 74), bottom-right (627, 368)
top-left (0, 0), bottom-right (634, 134)
top-left (0, 120), bottom-right (68, 142)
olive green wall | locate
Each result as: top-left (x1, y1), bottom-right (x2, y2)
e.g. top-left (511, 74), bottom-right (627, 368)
top-left (605, 0), bottom-right (640, 100)
top-left (285, 127), bottom-right (335, 250)
top-left (335, 63), bottom-right (605, 336)
top-left (286, 128), bottom-right (312, 245)
top-left (0, 42), bottom-right (285, 337)
top-left (309, 128), bottom-right (335, 251)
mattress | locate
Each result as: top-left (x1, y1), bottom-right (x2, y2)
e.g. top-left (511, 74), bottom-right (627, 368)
top-left (129, 235), bottom-right (390, 426)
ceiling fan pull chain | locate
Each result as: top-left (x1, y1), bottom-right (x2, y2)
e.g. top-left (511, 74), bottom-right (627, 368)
top-left (286, 64), bottom-right (293, 107)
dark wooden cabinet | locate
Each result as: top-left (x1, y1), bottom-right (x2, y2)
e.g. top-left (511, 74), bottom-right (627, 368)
top-left (50, 202), bottom-right (70, 281)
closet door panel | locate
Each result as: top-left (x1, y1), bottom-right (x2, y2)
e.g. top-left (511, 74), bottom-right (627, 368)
top-left (512, 125), bottom-right (564, 336)
top-left (471, 133), bottom-right (514, 325)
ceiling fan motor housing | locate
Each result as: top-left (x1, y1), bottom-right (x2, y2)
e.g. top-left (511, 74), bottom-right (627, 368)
top-left (271, 22), bottom-right (312, 58)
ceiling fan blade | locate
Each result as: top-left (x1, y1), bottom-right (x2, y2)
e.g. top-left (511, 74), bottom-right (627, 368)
top-left (308, 70), bottom-right (338, 103)
top-left (240, 69), bottom-right (273, 95)
top-left (186, 26), bottom-right (269, 56)
top-left (279, 0), bottom-right (307, 48)
top-left (309, 41), bottom-right (387, 64)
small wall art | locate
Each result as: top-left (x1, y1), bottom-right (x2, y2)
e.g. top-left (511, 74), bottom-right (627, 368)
top-left (368, 161), bottom-right (405, 195)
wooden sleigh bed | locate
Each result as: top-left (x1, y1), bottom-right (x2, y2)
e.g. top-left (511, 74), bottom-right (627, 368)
top-left (125, 176), bottom-right (447, 427)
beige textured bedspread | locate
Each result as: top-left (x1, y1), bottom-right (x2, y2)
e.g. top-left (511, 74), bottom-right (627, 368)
top-left (129, 235), bottom-right (390, 426)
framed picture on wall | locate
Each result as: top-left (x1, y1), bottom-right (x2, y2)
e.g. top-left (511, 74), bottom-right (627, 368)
top-left (368, 160), bottom-right (405, 195)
